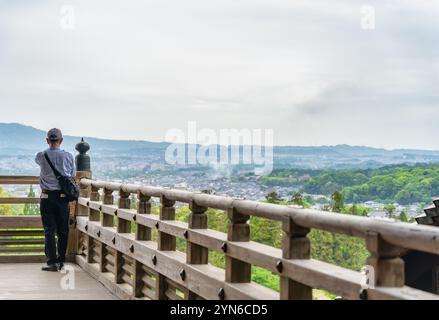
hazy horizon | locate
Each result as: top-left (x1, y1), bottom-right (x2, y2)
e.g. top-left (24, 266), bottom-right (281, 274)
top-left (3, 121), bottom-right (439, 152)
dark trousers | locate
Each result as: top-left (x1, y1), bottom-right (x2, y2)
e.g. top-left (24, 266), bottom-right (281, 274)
top-left (40, 192), bottom-right (70, 265)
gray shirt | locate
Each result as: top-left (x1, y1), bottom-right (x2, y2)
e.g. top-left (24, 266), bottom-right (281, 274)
top-left (35, 147), bottom-right (75, 191)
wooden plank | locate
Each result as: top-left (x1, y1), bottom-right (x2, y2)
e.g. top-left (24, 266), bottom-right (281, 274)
top-left (368, 286), bottom-right (439, 300)
top-left (141, 286), bottom-right (155, 299)
top-left (122, 273), bottom-right (133, 286)
top-left (0, 262), bottom-right (117, 300)
top-left (0, 198), bottom-right (40, 204)
top-left (0, 254), bottom-right (46, 263)
top-left (0, 230), bottom-right (44, 237)
top-left (165, 288), bottom-right (183, 300)
top-left (0, 216), bottom-right (43, 229)
top-left (142, 274), bottom-right (156, 289)
top-left (0, 247), bottom-right (44, 253)
top-left (0, 176), bottom-right (39, 185)
top-left (0, 239), bottom-right (44, 245)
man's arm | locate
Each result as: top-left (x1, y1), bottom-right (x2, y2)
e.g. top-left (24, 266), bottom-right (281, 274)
top-left (70, 153), bottom-right (76, 177)
top-left (35, 152), bottom-right (43, 165)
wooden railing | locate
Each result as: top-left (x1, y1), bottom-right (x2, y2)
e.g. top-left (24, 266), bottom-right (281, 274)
top-left (74, 178), bottom-right (439, 300)
top-left (0, 176), bottom-right (45, 262)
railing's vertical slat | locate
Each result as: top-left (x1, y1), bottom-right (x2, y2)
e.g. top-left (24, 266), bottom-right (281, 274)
top-left (154, 195), bottom-right (176, 299)
top-left (102, 188), bottom-right (114, 227)
top-left (225, 207), bottom-right (251, 287)
top-left (280, 217), bottom-right (313, 300)
top-left (136, 192), bottom-right (151, 240)
top-left (158, 195), bottom-right (176, 251)
top-left (89, 185), bottom-right (100, 221)
top-left (187, 200), bottom-right (208, 264)
top-left (117, 190), bottom-right (131, 233)
top-left (186, 200), bottom-right (208, 300)
top-left (366, 232), bottom-right (405, 288)
top-left (133, 260), bottom-right (145, 298)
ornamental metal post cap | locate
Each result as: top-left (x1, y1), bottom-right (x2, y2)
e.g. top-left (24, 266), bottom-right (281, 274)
top-left (75, 138), bottom-right (91, 172)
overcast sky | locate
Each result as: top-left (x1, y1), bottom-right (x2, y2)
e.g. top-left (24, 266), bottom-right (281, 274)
top-left (0, 1), bottom-right (438, 149)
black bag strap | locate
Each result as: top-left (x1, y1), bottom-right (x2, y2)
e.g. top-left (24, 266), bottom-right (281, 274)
top-left (44, 152), bottom-right (62, 179)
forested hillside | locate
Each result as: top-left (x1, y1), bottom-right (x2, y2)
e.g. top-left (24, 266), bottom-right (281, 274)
top-left (259, 163), bottom-right (439, 204)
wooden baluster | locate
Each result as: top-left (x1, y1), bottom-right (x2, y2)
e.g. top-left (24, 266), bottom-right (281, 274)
top-left (158, 195), bottom-right (176, 251)
top-left (366, 232), bottom-right (405, 289)
top-left (132, 192), bottom-right (151, 298)
top-left (280, 217), bottom-right (312, 300)
top-left (115, 251), bottom-right (124, 284)
top-left (89, 185), bottom-right (100, 221)
top-left (76, 172), bottom-right (91, 217)
top-left (114, 190), bottom-right (131, 285)
top-left (136, 192), bottom-right (151, 241)
top-left (101, 188), bottom-right (114, 227)
top-left (69, 138), bottom-right (91, 258)
top-left (225, 208), bottom-right (251, 285)
top-left (99, 242), bottom-right (107, 273)
top-left (187, 200), bottom-right (208, 264)
top-left (86, 235), bottom-right (93, 264)
top-left (186, 200), bottom-right (208, 300)
top-left (117, 190), bottom-right (131, 233)
top-left (154, 195), bottom-right (176, 300)
top-left (156, 274), bottom-right (168, 300)
top-left (133, 260), bottom-right (144, 298)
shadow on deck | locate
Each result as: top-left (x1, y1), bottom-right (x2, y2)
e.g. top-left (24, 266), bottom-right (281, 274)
top-left (0, 263), bottom-right (117, 300)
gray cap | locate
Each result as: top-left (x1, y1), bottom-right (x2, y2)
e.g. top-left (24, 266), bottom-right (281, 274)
top-left (47, 128), bottom-right (63, 141)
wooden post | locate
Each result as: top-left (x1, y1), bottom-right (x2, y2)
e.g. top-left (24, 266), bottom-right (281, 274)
top-left (86, 235), bottom-right (93, 264)
top-left (225, 208), bottom-right (251, 284)
top-left (89, 185), bottom-right (100, 221)
top-left (187, 200), bottom-right (208, 264)
top-left (136, 192), bottom-right (152, 241)
top-left (156, 274), bottom-right (168, 300)
top-left (99, 242), bottom-right (107, 273)
top-left (280, 217), bottom-right (312, 300)
top-left (67, 138), bottom-right (91, 258)
top-left (186, 200), bottom-right (208, 300)
top-left (102, 188), bottom-right (114, 227)
top-left (117, 190), bottom-right (131, 233)
top-left (366, 232), bottom-right (405, 288)
top-left (158, 195), bottom-right (176, 251)
top-left (114, 251), bottom-right (124, 284)
top-left (154, 195), bottom-right (176, 299)
top-left (133, 260), bottom-right (145, 298)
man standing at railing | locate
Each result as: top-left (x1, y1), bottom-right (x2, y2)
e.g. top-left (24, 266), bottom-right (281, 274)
top-left (35, 128), bottom-right (75, 272)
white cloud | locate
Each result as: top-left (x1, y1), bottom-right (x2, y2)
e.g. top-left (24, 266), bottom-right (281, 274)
top-left (0, 0), bottom-right (438, 149)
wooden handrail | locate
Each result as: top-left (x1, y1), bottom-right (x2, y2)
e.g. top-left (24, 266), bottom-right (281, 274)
top-left (75, 178), bottom-right (439, 300)
top-left (80, 178), bottom-right (439, 256)
top-left (0, 176), bottom-right (39, 185)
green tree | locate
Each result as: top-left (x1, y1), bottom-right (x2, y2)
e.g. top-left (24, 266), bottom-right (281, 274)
top-left (23, 185), bottom-right (39, 215)
top-left (398, 209), bottom-right (408, 222)
top-left (383, 203), bottom-right (396, 217)
top-left (265, 191), bottom-right (282, 204)
top-left (291, 192), bottom-right (304, 206)
top-left (0, 186), bottom-right (14, 215)
top-left (331, 191), bottom-right (344, 212)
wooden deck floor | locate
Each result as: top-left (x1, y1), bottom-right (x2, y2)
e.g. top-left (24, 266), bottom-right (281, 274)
top-left (0, 263), bottom-right (117, 300)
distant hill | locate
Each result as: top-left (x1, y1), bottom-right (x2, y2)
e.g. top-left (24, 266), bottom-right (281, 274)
top-left (0, 123), bottom-right (168, 155)
top-left (1, 122), bottom-right (439, 169)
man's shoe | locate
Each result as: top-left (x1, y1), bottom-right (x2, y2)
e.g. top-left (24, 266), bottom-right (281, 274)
top-left (56, 263), bottom-right (64, 271)
top-left (42, 264), bottom-right (58, 272)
